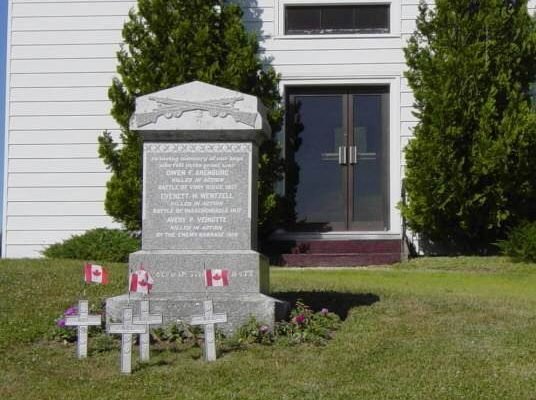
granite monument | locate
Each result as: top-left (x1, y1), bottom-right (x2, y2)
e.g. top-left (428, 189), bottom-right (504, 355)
top-left (106, 81), bottom-right (286, 333)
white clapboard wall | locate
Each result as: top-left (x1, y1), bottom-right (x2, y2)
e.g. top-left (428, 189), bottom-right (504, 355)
top-left (3, 0), bottom-right (536, 257)
top-left (3, 0), bottom-right (134, 257)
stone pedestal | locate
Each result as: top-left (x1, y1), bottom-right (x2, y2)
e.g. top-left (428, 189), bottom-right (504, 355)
top-left (106, 81), bottom-right (287, 332)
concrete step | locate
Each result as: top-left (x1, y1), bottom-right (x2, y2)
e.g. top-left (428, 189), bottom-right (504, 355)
top-left (289, 239), bottom-right (402, 254)
top-left (280, 252), bottom-right (402, 267)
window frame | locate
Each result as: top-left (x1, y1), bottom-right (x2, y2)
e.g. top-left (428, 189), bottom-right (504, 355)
top-left (285, 4), bottom-right (391, 35)
top-left (275, 0), bottom-right (401, 39)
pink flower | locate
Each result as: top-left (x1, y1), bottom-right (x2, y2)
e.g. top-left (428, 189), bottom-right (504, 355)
top-left (293, 314), bottom-right (306, 325)
top-left (259, 325), bottom-right (270, 334)
top-left (64, 306), bottom-right (78, 316)
top-left (56, 319), bottom-right (66, 328)
top-left (321, 308), bottom-right (329, 315)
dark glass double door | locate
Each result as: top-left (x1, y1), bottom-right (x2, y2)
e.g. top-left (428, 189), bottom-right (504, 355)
top-left (287, 87), bottom-right (389, 231)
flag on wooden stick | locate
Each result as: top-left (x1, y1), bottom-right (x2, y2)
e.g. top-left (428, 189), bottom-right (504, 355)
top-left (84, 263), bottom-right (109, 285)
top-left (129, 267), bottom-right (154, 294)
top-left (205, 269), bottom-right (229, 287)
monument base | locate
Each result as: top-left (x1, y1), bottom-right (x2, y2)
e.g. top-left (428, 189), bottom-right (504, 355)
top-left (106, 293), bottom-right (289, 334)
top-left (127, 249), bottom-right (270, 294)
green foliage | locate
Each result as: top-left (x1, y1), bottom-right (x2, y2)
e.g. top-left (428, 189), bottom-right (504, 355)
top-left (43, 228), bottom-right (140, 263)
top-left (498, 221), bottom-right (536, 262)
top-left (226, 301), bottom-right (341, 349)
top-left (91, 333), bottom-right (120, 353)
top-left (151, 321), bottom-right (202, 347)
top-left (99, 0), bottom-right (284, 236)
top-left (275, 300), bottom-right (341, 346)
top-left (232, 316), bottom-right (275, 346)
top-left (402, 0), bottom-right (536, 251)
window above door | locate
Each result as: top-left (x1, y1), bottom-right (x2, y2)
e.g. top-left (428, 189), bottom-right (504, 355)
top-left (275, 0), bottom-right (401, 38)
top-left (286, 4), bottom-right (390, 35)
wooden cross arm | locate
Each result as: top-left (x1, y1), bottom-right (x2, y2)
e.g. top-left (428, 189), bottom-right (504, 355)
top-left (65, 315), bottom-right (101, 326)
top-left (108, 325), bottom-right (148, 335)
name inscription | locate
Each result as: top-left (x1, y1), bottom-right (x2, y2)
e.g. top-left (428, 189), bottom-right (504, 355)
top-left (154, 270), bottom-right (255, 279)
top-left (143, 143), bottom-right (251, 250)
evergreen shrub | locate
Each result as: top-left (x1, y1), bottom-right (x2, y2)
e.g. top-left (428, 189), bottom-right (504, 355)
top-left (99, 0), bottom-right (284, 238)
top-left (498, 221), bottom-right (536, 262)
top-left (402, 0), bottom-right (536, 251)
top-left (43, 228), bottom-right (140, 263)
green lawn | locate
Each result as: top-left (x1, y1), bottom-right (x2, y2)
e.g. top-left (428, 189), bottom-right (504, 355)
top-left (2, 257), bottom-right (536, 399)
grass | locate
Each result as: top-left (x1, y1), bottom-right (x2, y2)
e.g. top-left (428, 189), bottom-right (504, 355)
top-left (2, 257), bottom-right (536, 399)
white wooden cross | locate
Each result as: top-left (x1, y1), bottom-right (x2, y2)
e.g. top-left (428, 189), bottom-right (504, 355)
top-left (190, 300), bottom-right (227, 362)
top-left (133, 300), bottom-right (162, 362)
top-left (64, 299), bottom-right (101, 359)
top-left (108, 308), bottom-right (148, 374)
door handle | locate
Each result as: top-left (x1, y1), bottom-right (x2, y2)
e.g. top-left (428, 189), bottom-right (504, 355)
top-left (349, 146), bottom-right (358, 165)
top-left (338, 146), bottom-right (347, 165)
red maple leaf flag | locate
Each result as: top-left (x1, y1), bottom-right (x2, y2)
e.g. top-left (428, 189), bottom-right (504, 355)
top-left (129, 268), bottom-right (154, 294)
top-left (205, 269), bottom-right (229, 287)
top-left (84, 263), bottom-right (109, 285)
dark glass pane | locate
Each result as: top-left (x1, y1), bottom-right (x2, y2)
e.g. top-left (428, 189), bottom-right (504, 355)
top-left (352, 95), bottom-right (386, 229)
top-left (286, 5), bottom-right (389, 35)
top-left (292, 95), bottom-right (345, 230)
top-left (321, 6), bottom-right (354, 32)
top-left (355, 5), bottom-right (389, 33)
top-left (286, 7), bottom-right (321, 34)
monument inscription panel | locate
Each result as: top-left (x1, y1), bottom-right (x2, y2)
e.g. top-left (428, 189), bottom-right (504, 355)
top-left (143, 142), bottom-right (252, 250)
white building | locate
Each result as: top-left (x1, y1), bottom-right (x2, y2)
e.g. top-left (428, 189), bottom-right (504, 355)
top-left (3, 0), bottom-right (535, 263)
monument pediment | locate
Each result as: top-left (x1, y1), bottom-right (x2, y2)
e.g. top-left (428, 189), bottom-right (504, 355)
top-left (130, 81), bottom-right (270, 134)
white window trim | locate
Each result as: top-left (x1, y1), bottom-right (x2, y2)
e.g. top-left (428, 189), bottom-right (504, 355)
top-left (275, 0), bottom-right (401, 39)
top-left (279, 76), bottom-right (402, 235)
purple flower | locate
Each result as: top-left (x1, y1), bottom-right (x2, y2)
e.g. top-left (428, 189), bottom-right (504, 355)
top-left (321, 308), bottom-right (329, 315)
top-left (259, 325), bottom-right (270, 334)
top-left (293, 314), bottom-right (306, 325)
top-left (64, 306), bottom-right (78, 316)
top-left (56, 319), bottom-right (66, 328)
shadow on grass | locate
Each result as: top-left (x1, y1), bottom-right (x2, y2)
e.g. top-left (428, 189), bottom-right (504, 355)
top-left (273, 291), bottom-right (380, 320)
top-left (135, 358), bottom-right (175, 372)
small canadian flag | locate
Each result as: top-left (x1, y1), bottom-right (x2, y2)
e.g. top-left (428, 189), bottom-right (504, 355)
top-left (129, 267), bottom-right (154, 294)
top-left (84, 263), bottom-right (108, 285)
top-left (205, 269), bottom-right (229, 287)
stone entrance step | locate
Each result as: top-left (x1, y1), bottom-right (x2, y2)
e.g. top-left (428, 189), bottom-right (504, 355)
top-left (264, 239), bottom-right (403, 267)
top-left (290, 239), bottom-right (401, 254)
top-left (281, 252), bottom-right (402, 267)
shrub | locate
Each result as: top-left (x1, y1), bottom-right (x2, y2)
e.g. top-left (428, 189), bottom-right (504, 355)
top-left (99, 0), bottom-right (284, 237)
top-left (227, 301), bottom-right (342, 349)
top-left (275, 300), bottom-right (341, 346)
top-left (43, 228), bottom-right (140, 263)
top-left (151, 321), bottom-right (202, 347)
top-left (234, 316), bottom-right (274, 346)
top-left (498, 221), bottom-right (536, 262)
top-left (402, 0), bottom-right (536, 251)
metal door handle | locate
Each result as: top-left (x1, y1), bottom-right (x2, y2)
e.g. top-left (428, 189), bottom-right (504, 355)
top-left (358, 152), bottom-right (377, 161)
top-left (350, 146), bottom-right (358, 164)
top-left (338, 146), bottom-right (347, 165)
top-left (321, 152), bottom-right (339, 161)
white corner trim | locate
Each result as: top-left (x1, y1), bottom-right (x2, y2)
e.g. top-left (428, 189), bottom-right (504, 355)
top-left (2, 1), bottom-right (13, 258)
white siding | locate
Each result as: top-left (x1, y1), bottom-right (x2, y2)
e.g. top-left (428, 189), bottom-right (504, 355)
top-left (3, 0), bottom-right (129, 256)
top-left (3, 0), bottom-right (536, 257)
